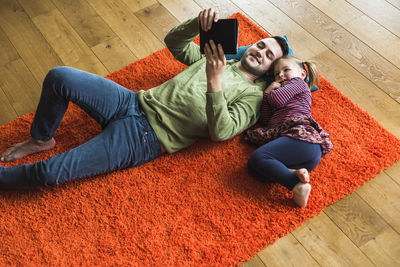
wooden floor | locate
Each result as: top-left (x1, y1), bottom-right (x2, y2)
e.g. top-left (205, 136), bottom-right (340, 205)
top-left (1, 0), bottom-right (399, 266)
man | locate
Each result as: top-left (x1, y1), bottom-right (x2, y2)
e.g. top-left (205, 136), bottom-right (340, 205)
top-left (0, 9), bottom-right (288, 189)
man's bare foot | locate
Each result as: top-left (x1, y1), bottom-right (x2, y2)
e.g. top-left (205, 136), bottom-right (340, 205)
top-left (292, 182), bottom-right (311, 208)
top-left (0, 138), bottom-right (56, 162)
top-left (290, 168), bottom-right (310, 183)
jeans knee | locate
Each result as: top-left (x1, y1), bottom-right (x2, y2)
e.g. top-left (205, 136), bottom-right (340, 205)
top-left (45, 66), bottom-right (70, 81)
top-left (43, 66), bottom-right (72, 91)
top-left (247, 153), bottom-right (271, 182)
top-left (248, 149), bottom-right (269, 167)
top-left (247, 152), bottom-right (262, 172)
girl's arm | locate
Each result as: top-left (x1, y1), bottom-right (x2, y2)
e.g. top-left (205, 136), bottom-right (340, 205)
top-left (267, 77), bottom-right (309, 108)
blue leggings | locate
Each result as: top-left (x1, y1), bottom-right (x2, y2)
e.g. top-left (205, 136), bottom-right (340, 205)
top-left (0, 67), bottom-right (162, 189)
top-left (247, 136), bottom-right (322, 190)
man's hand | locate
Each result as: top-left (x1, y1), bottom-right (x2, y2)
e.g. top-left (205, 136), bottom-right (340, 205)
top-left (205, 40), bottom-right (226, 93)
top-left (198, 8), bottom-right (219, 32)
top-left (264, 81), bottom-right (281, 93)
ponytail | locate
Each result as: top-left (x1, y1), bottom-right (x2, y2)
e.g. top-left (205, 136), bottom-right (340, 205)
top-left (302, 61), bottom-right (319, 88)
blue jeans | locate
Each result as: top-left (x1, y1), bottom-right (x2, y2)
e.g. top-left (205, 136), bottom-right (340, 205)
top-left (0, 67), bottom-right (161, 189)
top-left (247, 136), bottom-right (322, 190)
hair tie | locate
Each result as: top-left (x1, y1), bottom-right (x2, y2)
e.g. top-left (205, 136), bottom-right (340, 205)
top-left (302, 61), bottom-right (311, 85)
top-left (302, 62), bottom-right (309, 78)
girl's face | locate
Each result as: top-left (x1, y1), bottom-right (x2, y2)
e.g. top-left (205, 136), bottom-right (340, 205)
top-left (273, 59), bottom-right (307, 86)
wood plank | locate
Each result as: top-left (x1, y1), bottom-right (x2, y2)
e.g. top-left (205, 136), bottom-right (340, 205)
top-left (307, 0), bottom-right (362, 25)
top-left (256, 234), bottom-right (319, 267)
top-left (308, 0), bottom-right (400, 68)
top-left (194, 0), bottom-right (242, 19)
top-left (231, 0), bottom-right (328, 59)
top-left (31, 9), bottom-right (108, 76)
top-left (16, 0), bottom-right (55, 17)
top-left (384, 161), bottom-right (400, 185)
top-left (0, 26), bottom-right (19, 66)
top-left (292, 212), bottom-right (374, 266)
top-left (311, 50), bottom-right (400, 138)
top-left (240, 254), bottom-right (266, 267)
top-left (267, 0), bottom-right (400, 103)
top-left (345, 15), bottom-right (400, 68)
top-left (356, 172), bottom-right (400, 233)
top-left (51, 0), bottom-right (116, 47)
top-left (0, 0), bottom-right (63, 84)
top-left (121, 0), bottom-right (158, 13)
top-left (86, 0), bottom-right (164, 59)
top-left (135, 3), bottom-right (179, 42)
top-left (385, 0), bottom-right (400, 9)
top-left (346, 0), bottom-right (400, 37)
top-left (158, 0), bottom-right (202, 22)
top-left (0, 59), bottom-right (41, 116)
top-left (324, 193), bottom-right (387, 247)
top-left (0, 87), bottom-right (18, 125)
top-left (91, 37), bottom-right (137, 73)
top-left (50, 0), bottom-right (138, 73)
top-left (360, 226), bottom-right (400, 266)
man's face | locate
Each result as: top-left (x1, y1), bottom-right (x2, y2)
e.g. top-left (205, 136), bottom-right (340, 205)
top-left (240, 38), bottom-right (283, 77)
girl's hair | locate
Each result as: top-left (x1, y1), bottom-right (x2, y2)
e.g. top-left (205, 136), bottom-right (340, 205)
top-left (271, 55), bottom-right (319, 88)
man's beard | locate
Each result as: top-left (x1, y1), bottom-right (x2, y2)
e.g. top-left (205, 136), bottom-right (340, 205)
top-left (240, 54), bottom-right (268, 77)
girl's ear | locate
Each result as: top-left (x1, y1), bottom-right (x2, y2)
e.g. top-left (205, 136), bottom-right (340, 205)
top-left (300, 68), bottom-right (307, 80)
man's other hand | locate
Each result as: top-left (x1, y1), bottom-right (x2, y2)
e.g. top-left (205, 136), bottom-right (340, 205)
top-left (198, 8), bottom-right (219, 32)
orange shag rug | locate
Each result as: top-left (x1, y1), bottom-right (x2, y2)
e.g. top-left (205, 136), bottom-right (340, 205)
top-left (1, 13), bottom-right (400, 266)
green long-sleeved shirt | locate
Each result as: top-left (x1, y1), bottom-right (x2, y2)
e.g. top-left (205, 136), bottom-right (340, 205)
top-left (137, 18), bottom-right (266, 153)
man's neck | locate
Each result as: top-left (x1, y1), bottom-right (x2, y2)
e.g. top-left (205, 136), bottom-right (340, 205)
top-left (235, 62), bottom-right (259, 83)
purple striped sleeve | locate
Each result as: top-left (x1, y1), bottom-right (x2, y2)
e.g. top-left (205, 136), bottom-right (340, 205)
top-left (267, 77), bottom-right (309, 108)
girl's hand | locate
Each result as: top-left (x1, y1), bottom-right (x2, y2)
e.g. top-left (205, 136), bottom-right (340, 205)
top-left (264, 81), bottom-right (281, 93)
top-left (205, 40), bottom-right (226, 93)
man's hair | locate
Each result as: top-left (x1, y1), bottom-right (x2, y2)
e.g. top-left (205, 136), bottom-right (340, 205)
top-left (271, 36), bottom-right (289, 57)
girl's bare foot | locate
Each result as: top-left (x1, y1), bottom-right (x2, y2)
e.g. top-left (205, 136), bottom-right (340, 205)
top-left (292, 182), bottom-right (311, 208)
top-left (290, 168), bottom-right (310, 183)
top-left (0, 138), bottom-right (56, 162)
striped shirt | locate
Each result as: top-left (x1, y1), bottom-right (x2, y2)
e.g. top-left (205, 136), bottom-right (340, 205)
top-left (260, 77), bottom-right (311, 128)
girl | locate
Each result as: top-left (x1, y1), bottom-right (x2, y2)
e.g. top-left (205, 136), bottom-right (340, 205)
top-left (245, 56), bottom-right (333, 207)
